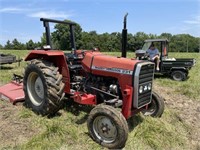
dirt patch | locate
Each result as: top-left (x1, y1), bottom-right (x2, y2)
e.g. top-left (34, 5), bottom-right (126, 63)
top-left (0, 101), bottom-right (38, 148)
top-left (154, 84), bottom-right (200, 148)
top-left (0, 83), bottom-right (199, 149)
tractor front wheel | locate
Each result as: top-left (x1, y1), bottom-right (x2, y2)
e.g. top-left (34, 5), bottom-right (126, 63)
top-left (87, 104), bottom-right (128, 149)
top-left (23, 59), bottom-right (65, 116)
top-left (142, 91), bottom-right (165, 117)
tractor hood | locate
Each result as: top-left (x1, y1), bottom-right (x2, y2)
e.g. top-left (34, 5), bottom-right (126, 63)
top-left (81, 51), bottom-right (141, 77)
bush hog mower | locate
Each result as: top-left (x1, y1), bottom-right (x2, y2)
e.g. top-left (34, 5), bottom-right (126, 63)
top-left (0, 14), bottom-right (164, 149)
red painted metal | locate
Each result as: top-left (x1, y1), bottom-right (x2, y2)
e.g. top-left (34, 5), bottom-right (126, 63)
top-left (0, 81), bottom-right (25, 104)
top-left (25, 50), bottom-right (71, 93)
top-left (81, 51), bottom-right (145, 118)
top-left (23, 50), bottom-right (146, 119)
top-left (72, 92), bottom-right (96, 105)
top-left (121, 85), bottom-right (133, 119)
top-left (81, 51), bottom-right (140, 90)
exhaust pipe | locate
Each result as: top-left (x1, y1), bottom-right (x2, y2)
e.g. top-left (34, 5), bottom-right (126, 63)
top-left (121, 13), bottom-right (128, 58)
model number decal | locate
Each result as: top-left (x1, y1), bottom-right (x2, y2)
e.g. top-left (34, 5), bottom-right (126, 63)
top-left (92, 66), bottom-right (133, 75)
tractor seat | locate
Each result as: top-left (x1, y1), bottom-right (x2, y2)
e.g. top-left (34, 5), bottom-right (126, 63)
top-left (65, 53), bottom-right (83, 70)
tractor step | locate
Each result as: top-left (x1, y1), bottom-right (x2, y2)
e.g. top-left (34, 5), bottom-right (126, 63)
top-left (0, 81), bottom-right (25, 104)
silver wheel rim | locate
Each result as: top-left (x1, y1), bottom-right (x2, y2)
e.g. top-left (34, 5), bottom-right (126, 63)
top-left (173, 72), bottom-right (182, 80)
top-left (93, 116), bottom-right (117, 143)
top-left (27, 72), bottom-right (44, 106)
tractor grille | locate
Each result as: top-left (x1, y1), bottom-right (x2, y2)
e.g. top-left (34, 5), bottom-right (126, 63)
top-left (133, 62), bottom-right (154, 109)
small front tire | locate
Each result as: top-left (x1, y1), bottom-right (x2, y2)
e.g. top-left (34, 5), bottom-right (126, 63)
top-left (87, 104), bottom-right (128, 149)
top-left (142, 91), bottom-right (165, 117)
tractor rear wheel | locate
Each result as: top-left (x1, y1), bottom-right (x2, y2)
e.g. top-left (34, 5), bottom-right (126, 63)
top-left (23, 59), bottom-right (65, 116)
top-left (171, 70), bottom-right (186, 81)
top-left (142, 91), bottom-right (165, 117)
top-left (87, 104), bottom-right (128, 149)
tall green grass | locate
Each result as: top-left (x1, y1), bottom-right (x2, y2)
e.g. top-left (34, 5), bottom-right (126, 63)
top-left (0, 50), bottom-right (29, 84)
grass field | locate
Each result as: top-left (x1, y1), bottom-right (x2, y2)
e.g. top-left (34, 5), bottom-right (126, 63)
top-left (0, 49), bottom-right (199, 150)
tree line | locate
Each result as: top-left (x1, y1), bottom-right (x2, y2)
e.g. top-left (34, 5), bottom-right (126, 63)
top-left (1, 20), bottom-right (200, 52)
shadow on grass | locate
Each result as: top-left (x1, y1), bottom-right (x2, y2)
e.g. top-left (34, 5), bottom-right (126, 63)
top-left (22, 96), bottom-right (145, 131)
top-left (61, 98), bottom-right (145, 131)
top-left (154, 73), bottom-right (189, 81)
top-left (127, 115), bottom-right (144, 132)
top-left (0, 65), bottom-right (14, 70)
top-left (154, 73), bottom-right (169, 79)
top-left (53, 98), bottom-right (145, 130)
top-left (61, 99), bottom-right (93, 124)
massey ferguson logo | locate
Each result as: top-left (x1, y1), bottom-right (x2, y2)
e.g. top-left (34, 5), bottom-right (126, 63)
top-left (92, 66), bottom-right (133, 75)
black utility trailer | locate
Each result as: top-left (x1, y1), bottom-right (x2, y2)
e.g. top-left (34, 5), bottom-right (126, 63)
top-left (0, 53), bottom-right (22, 65)
top-left (135, 39), bottom-right (196, 81)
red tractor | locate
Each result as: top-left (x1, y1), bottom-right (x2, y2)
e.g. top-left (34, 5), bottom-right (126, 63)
top-left (23, 15), bottom-right (164, 149)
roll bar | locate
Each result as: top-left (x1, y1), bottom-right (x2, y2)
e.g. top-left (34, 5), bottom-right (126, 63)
top-left (40, 18), bottom-right (77, 51)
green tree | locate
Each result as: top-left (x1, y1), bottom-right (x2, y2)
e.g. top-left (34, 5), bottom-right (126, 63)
top-left (26, 40), bottom-right (35, 50)
top-left (98, 32), bottom-right (111, 51)
top-left (35, 41), bottom-right (42, 49)
top-left (127, 33), bottom-right (135, 51)
top-left (170, 34), bottom-right (198, 52)
top-left (80, 31), bottom-right (99, 50)
top-left (12, 38), bottom-right (25, 50)
top-left (159, 33), bottom-right (173, 40)
top-left (0, 44), bottom-right (3, 49)
top-left (4, 40), bottom-right (13, 49)
top-left (110, 32), bottom-right (121, 51)
top-left (51, 20), bottom-right (82, 50)
top-left (40, 33), bottom-right (47, 48)
top-left (133, 32), bottom-right (149, 50)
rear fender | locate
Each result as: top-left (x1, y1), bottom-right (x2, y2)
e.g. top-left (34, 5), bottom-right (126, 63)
top-left (170, 67), bottom-right (188, 74)
top-left (25, 50), bottom-right (70, 93)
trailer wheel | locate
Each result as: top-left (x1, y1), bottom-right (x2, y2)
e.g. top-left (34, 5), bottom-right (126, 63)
top-left (23, 59), bottom-right (65, 116)
top-left (171, 70), bottom-right (186, 81)
top-left (87, 104), bottom-right (128, 149)
top-left (142, 91), bottom-right (164, 117)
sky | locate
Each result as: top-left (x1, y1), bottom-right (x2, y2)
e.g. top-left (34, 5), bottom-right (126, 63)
top-left (0, 0), bottom-right (200, 45)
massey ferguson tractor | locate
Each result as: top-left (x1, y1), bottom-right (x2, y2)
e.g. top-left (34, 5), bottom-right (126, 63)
top-left (22, 14), bottom-right (164, 149)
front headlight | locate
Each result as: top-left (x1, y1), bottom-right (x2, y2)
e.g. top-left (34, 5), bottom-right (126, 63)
top-left (148, 83), bottom-right (152, 90)
top-left (139, 85), bottom-right (143, 93)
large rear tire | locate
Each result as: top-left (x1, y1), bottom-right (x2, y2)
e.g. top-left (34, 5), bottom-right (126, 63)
top-left (142, 91), bottom-right (165, 117)
top-left (23, 59), bottom-right (65, 115)
top-left (87, 104), bottom-right (128, 149)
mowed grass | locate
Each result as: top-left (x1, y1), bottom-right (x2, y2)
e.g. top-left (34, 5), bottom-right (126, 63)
top-left (0, 49), bottom-right (199, 150)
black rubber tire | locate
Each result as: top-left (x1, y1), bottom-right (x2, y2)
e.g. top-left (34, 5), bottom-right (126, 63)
top-left (23, 59), bottom-right (65, 116)
top-left (171, 70), bottom-right (186, 81)
top-left (87, 104), bottom-right (128, 149)
top-left (142, 91), bottom-right (165, 117)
